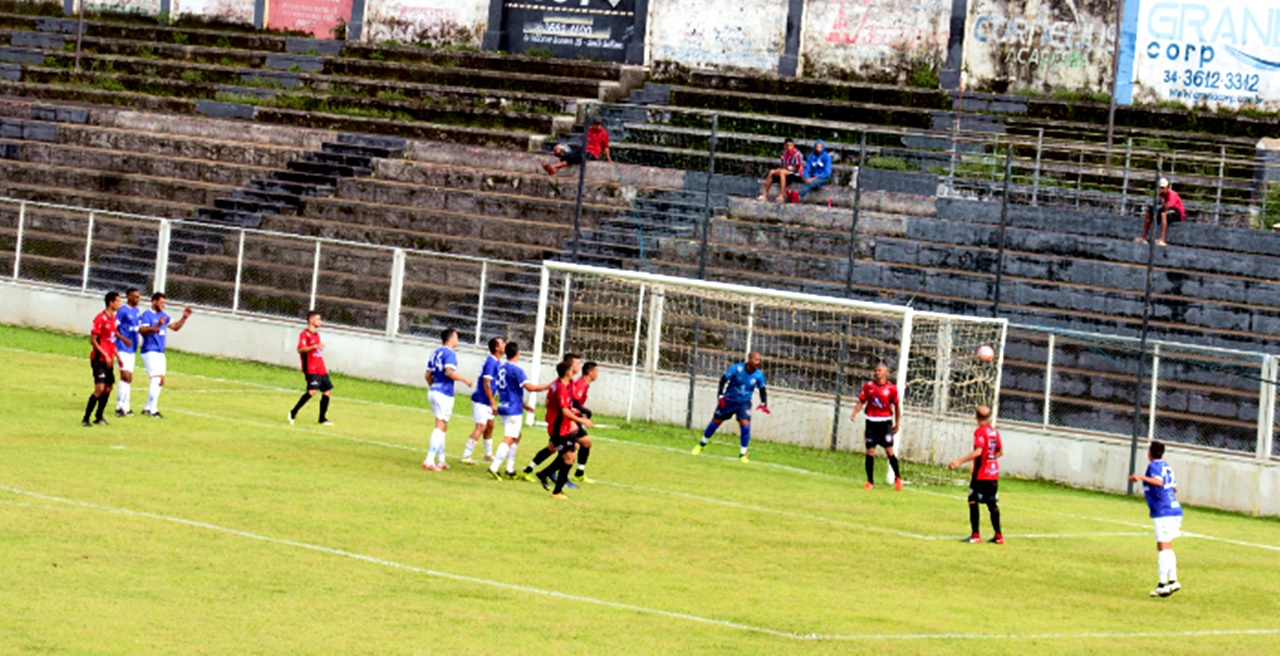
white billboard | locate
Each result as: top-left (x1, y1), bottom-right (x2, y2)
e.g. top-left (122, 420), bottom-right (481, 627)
top-left (1123, 0), bottom-right (1280, 110)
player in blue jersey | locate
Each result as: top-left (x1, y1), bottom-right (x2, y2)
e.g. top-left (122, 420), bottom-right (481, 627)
top-left (461, 337), bottom-right (504, 465)
top-left (1129, 440), bottom-right (1184, 597)
top-left (487, 342), bottom-right (551, 480)
top-left (137, 292), bottom-right (192, 418)
top-left (423, 328), bottom-right (473, 471)
top-left (113, 288), bottom-right (142, 417)
top-left (691, 351), bottom-right (769, 462)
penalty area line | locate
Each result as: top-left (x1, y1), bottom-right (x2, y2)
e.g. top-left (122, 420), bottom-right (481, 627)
top-left (4, 483), bottom-right (1278, 643)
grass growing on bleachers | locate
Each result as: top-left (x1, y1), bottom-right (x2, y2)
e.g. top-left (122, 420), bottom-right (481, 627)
top-left (1, 323), bottom-right (1278, 654)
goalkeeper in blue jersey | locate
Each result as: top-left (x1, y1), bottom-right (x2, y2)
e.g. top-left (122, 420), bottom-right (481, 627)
top-left (691, 351), bottom-right (769, 462)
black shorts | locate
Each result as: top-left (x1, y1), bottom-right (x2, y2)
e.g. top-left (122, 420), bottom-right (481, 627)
top-left (559, 150), bottom-right (584, 166)
top-left (306, 374), bottom-right (334, 392)
top-left (91, 359), bottom-right (115, 386)
top-left (969, 479), bottom-right (999, 504)
top-left (786, 173), bottom-right (805, 185)
top-left (1150, 203), bottom-right (1184, 222)
top-left (550, 432), bottom-right (580, 452)
top-left (864, 420), bottom-right (895, 449)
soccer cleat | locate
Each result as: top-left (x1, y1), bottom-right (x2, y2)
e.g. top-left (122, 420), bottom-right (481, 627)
top-left (894, 478), bottom-right (903, 491)
top-left (437, 462), bottom-right (450, 471)
top-left (504, 471), bottom-right (519, 480)
top-left (864, 482), bottom-right (874, 491)
top-left (484, 454), bottom-right (495, 462)
top-left (964, 534), bottom-right (982, 544)
top-left (1150, 584), bottom-right (1168, 597)
top-left (288, 412), bottom-right (295, 426)
top-left (460, 457), bottom-right (477, 465)
top-left (422, 463), bottom-right (438, 471)
top-left (572, 473), bottom-right (595, 484)
top-left (140, 410), bottom-right (152, 417)
top-left (125, 410), bottom-right (134, 417)
top-left (318, 419), bottom-right (334, 426)
top-left (81, 420), bottom-right (92, 428)
top-left (486, 469), bottom-right (502, 480)
top-left (536, 471), bottom-right (551, 490)
top-left (1160, 581), bottom-right (1181, 597)
top-left (519, 471), bottom-right (535, 482)
top-left (93, 418), bottom-right (109, 426)
top-left (739, 454), bottom-right (750, 463)
top-left (150, 412), bottom-right (165, 419)
top-left (691, 443), bottom-right (703, 456)
top-left (991, 535), bottom-right (1004, 545)
top-left (115, 409), bottom-right (125, 418)
top-left (550, 492), bottom-right (570, 500)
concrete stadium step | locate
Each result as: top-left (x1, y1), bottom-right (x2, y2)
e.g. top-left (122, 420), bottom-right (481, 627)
top-left (17, 119), bottom-right (308, 169)
top-left (270, 169), bottom-right (337, 188)
top-left (213, 197), bottom-right (290, 216)
top-left (303, 150), bottom-right (373, 169)
top-left (667, 86), bottom-right (934, 131)
top-left (249, 178), bottom-right (330, 199)
top-left (12, 140), bottom-right (273, 188)
top-left (0, 176), bottom-right (201, 218)
top-left (331, 178), bottom-right (618, 226)
top-left (232, 188), bottom-right (303, 213)
top-left (369, 159), bottom-right (666, 208)
top-left (258, 213), bottom-right (557, 263)
top-left (194, 208), bottom-right (263, 228)
top-left (286, 159), bottom-right (371, 178)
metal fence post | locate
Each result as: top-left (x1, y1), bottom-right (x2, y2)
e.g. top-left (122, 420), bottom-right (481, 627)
top-left (992, 147), bottom-right (1012, 317)
top-left (1256, 354), bottom-right (1277, 462)
top-left (1214, 146), bottom-right (1225, 225)
top-left (685, 114), bottom-right (718, 429)
top-left (1146, 344), bottom-right (1160, 442)
top-left (830, 132), bottom-right (868, 450)
top-left (11, 201), bottom-right (24, 279)
top-left (1120, 138), bottom-right (1133, 214)
top-left (81, 212), bottom-right (95, 292)
top-left (308, 240), bottom-right (321, 311)
top-left (1032, 128), bottom-right (1043, 206)
top-left (152, 219), bottom-right (171, 294)
top-left (570, 106), bottom-right (590, 264)
top-left (556, 272), bottom-right (572, 362)
top-left (232, 229), bottom-right (245, 313)
top-left (1042, 333), bottom-right (1055, 427)
top-left (1076, 146), bottom-right (1085, 208)
top-left (1127, 161), bottom-right (1163, 496)
top-left (474, 259), bottom-right (487, 346)
top-left (625, 283), bottom-right (647, 424)
top-left (386, 247), bottom-right (405, 339)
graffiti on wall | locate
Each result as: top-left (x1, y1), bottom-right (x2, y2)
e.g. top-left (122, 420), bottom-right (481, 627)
top-left (647, 0), bottom-right (788, 72)
top-left (801, 0), bottom-right (949, 81)
top-left (962, 0), bottom-right (1117, 93)
top-left (1124, 0), bottom-right (1280, 110)
top-left (174, 0), bottom-right (254, 25)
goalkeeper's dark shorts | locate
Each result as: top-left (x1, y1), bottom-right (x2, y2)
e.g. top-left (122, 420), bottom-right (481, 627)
top-left (713, 399), bottom-right (752, 421)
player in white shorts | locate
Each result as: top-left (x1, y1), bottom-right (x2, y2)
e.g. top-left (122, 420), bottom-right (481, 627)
top-left (113, 288), bottom-right (142, 417)
top-left (423, 328), bottom-right (473, 471)
top-left (137, 292), bottom-right (192, 418)
top-left (1129, 440), bottom-right (1184, 598)
top-left (487, 341), bottom-right (550, 479)
top-left (461, 337), bottom-right (504, 464)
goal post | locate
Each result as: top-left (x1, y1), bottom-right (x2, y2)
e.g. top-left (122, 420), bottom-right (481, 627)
top-left (530, 261), bottom-right (1008, 469)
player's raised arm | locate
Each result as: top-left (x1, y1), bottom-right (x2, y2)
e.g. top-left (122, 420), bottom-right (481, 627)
top-left (524, 381), bottom-right (553, 393)
top-left (170, 307), bottom-right (193, 332)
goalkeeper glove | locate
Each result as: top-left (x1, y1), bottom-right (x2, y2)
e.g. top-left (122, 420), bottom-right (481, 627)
top-left (756, 404), bottom-right (770, 414)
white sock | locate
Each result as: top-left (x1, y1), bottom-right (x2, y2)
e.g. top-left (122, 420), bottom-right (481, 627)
top-left (146, 378), bottom-right (162, 412)
top-left (462, 438), bottom-right (477, 459)
top-left (1157, 550), bottom-right (1171, 584)
top-left (116, 380), bottom-right (130, 411)
top-left (490, 443), bottom-right (509, 473)
top-left (1166, 550), bottom-right (1177, 582)
top-left (505, 444), bottom-right (519, 474)
top-left (425, 429), bottom-right (443, 466)
top-left (483, 438), bottom-right (493, 457)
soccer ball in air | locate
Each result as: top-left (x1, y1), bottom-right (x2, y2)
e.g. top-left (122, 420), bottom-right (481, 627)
top-left (976, 345), bottom-right (995, 362)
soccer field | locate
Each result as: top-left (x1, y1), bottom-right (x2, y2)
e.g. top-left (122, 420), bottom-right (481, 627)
top-left (2, 323), bottom-right (1279, 655)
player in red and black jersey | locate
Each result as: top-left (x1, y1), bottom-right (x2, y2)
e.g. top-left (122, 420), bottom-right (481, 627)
top-left (520, 353), bottom-right (584, 482)
top-left (850, 363), bottom-right (903, 490)
top-left (568, 361), bottom-right (599, 483)
top-left (289, 310), bottom-right (334, 425)
top-left (949, 406), bottom-right (1004, 544)
top-left (84, 291), bottom-right (126, 426)
top-left (533, 360), bottom-right (591, 499)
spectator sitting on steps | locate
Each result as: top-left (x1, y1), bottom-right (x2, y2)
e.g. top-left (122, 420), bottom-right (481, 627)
top-left (543, 120), bottom-right (611, 177)
top-left (791, 140), bottom-right (833, 203)
top-left (760, 138), bottom-right (805, 203)
top-left (1135, 177), bottom-right (1184, 247)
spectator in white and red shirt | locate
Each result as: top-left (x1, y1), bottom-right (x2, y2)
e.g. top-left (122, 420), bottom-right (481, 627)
top-left (760, 138), bottom-right (805, 203)
top-left (1136, 177), bottom-right (1185, 247)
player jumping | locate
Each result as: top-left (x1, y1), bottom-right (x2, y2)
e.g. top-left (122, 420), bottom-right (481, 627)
top-left (461, 337), bottom-right (504, 465)
top-left (289, 310), bottom-right (334, 426)
top-left (84, 291), bottom-right (125, 427)
top-left (691, 351), bottom-right (768, 462)
top-left (424, 328), bottom-right (474, 471)
top-left (949, 406), bottom-right (1004, 545)
top-left (1129, 440), bottom-right (1183, 597)
top-left (850, 363), bottom-right (903, 490)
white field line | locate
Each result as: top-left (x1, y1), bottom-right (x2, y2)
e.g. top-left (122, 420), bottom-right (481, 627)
top-left (2, 483), bottom-right (1277, 644)
top-left (5, 345), bottom-right (1280, 552)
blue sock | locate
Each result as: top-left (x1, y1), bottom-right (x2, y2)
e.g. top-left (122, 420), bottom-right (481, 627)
top-left (739, 424), bottom-right (751, 451)
top-left (701, 422), bottom-right (718, 445)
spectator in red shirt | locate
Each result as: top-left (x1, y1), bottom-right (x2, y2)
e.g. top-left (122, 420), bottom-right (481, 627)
top-left (760, 138), bottom-right (805, 203)
top-left (542, 119), bottom-right (611, 177)
top-left (1136, 177), bottom-right (1185, 247)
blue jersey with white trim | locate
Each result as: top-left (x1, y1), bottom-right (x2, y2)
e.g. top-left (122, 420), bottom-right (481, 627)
top-left (115, 304), bottom-right (141, 354)
top-left (1143, 460), bottom-right (1183, 518)
top-left (495, 362), bottom-right (529, 416)
top-left (138, 309), bottom-right (170, 353)
top-left (427, 346), bottom-right (458, 397)
top-left (471, 355), bottom-right (502, 404)
top-left (722, 363), bottom-right (766, 404)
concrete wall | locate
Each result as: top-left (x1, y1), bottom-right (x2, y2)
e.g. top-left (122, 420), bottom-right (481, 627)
top-left (173, 0), bottom-right (254, 25)
top-left (362, 0), bottom-right (488, 46)
top-left (647, 0), bottom-right (789, 73)
top-left (961, 0), bottom-right (1116, 94)
top-left (800, 0), bottom-right (949, 82)
top-left (6, 280), bottom-right (1275, 516)
top-left (82, 0), bottom-right (162, 15)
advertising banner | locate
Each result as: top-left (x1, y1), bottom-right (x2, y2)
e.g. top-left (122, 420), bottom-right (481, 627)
top-left (1122, 0), bottom-right (1280, 109)
top-left (503, 0), bottom-right (636, 62)
top-left (265, 0), bottom-right (354, 38)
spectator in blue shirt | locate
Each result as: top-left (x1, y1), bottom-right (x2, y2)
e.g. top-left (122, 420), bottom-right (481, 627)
top-left (793, 140), bottom-right (833, 202)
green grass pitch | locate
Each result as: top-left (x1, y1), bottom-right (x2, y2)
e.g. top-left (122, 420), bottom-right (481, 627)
top-left (1, 323), bottom-right (1278, 655)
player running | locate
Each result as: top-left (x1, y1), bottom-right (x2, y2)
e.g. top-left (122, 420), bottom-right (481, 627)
top-left (691, 351), bottom-right (769, 462)
top-left (461, 337), bottom-right (504, 465)
top-left (949, 406), bottom-right (1004, 545)
top-left (487, 342), bottom-right (549, 480)
top-left (289, 310), bottom-right (335, 426)
top-left (850, 363), bottom-right (903, 490)
top-left (423, 328), bottom-right (474, 471)
top-left (137, 292), bottom-right (193, 418)
top-left (84, 291), bottom-right (125, 427)
top-left (1129, 440), bottom-right (1183, 597)
top-left (113, 288), bottom-right (142, 417)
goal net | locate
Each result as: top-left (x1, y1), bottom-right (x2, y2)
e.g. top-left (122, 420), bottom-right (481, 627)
top-left (529, 262), bottom-right (1006, 481)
